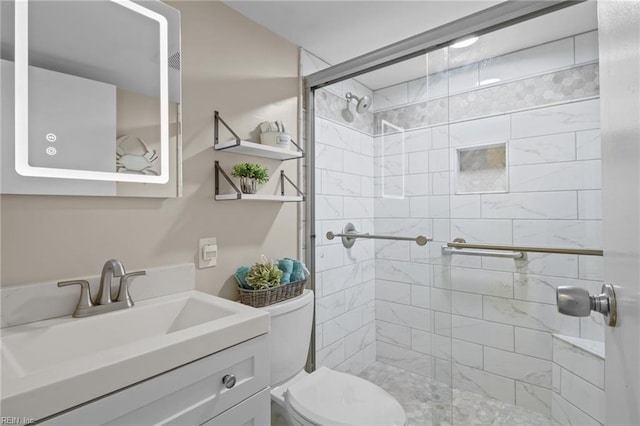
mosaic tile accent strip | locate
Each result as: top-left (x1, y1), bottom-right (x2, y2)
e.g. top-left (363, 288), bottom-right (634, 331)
top-left (373, 63), bottom-right (599, 134)
top-left (449, 63), bottom-right (599, 122)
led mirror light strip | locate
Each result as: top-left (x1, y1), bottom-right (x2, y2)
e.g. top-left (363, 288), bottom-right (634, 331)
top-left (14, 0), bottom-right (170, 184)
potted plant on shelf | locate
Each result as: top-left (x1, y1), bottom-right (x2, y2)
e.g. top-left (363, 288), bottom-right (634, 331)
top-left (231, 162), bottom-right (269, 194)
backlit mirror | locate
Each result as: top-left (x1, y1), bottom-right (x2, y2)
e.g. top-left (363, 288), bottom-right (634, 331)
top-left (0, 0), bottom-right (182, 197)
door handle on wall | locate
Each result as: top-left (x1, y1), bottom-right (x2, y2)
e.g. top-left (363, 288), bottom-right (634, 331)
top-left (556, 284), bottom-right (617, 327)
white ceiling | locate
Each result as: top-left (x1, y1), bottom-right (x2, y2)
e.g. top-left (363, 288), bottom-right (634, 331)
top-left (224, 0), bottom-right (597, 90)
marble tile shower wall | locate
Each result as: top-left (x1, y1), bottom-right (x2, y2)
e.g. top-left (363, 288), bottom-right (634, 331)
top-left (371, 31), bottom-right (602, 416)
top-left (304, 50), bottom-right (379, 376)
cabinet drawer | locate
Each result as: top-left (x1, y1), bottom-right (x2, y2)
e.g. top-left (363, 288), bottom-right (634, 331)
top-left (43, 334), bottom-right (269, 425)
top-left (201, 388), bottom-right (270, 426)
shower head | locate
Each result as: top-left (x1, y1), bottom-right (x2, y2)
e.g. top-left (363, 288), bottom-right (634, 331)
top-left (345, 92), bottom-right (372, 114)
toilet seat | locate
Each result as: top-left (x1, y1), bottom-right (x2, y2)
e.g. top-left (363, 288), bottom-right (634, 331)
top-left (285, 367), bottom-right (406, 426)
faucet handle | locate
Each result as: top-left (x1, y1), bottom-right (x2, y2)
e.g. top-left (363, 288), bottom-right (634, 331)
top-left (58, 280), bottom-right (94, 316)
top-left (116, 271), bottom-right (146, 306)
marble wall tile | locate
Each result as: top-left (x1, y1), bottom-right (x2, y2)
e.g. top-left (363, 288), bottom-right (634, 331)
top-left (552, 337), bottom-right (604, 389)
top-left (450, 195), bottom-right (482, 218)
top-left (411, 285), bottom-right (431, 308)
top-left (375, 197), bottom-right (411, 218)
top-left (316, 324), bottom-right (324, 350)
top-left (453, 364), bottom-right (515, 404)
top-left (407, 71), bottom-right (448, 103)
top-left (315, 195), bottom-right (343, 220)
top-left (449, 64), bottom-right (479, 93)
top-left (321, 263), bottom-right (362, 295)
top-left (578, 255), bottom-right (603, 281)
top-left (377, 320), bottom-right (411, 347)
top-left (510, 160), bottom-right (601, 192)
top-left (513, 219), bottom-right (602, 249)
top-left (479, 38), bottom-right (574, 84)
top-left (483, 296), bottom-right (580, 335)
top-left (509, 133), bottom-right (576, 166)
top-left (320, 116), bottom-right (363, 152)
top-left (335, 351), bottom-right (365, 376)
top-left (316, 142), bottom-right (344, 172)
top-left (344, 196), bottom-right (374, 219)
top-left (316, 291), bottom-right (345, 324)
top-left (375, 259), bottom-right (431, 285)
top-left (451, 314), bottom-right (514, 351)
top-left (373, 83), bottom-right (408, 111)
top-left (376, 300), bottom-right (432, 332)
top-left (448, 267), bottom-right (514, 298)
top-left (404, 128), bottom-right (432, 153)
top-left (575, 31), bottom-right (599, 64)
top-left (377, 341), bottom-right (434, 378)
top-left (580, 314), bottom-right (605, 341)
top-left (405, 174), bottom-right (430, 196)
top-left (345, 321), bottom-right (376, 358)
top-left (551, 391), bottom-right (601, 426)
top-left (321, 170), bottom-right (362, 196)
top-left (452, 339), bottom-right (483, 369)
top-left (345, 280), bottom-right (375, 310)
top-left (376, 279), bottom-right (411, 304)
top-left (515, 327), bottom-right (553, 360)
top-left (323, 307), bottom-right (364, 346)
top-left (317, 339), bottom-right (346, 369)
top-left (449, 114), bottom-right (510, 147)
top-left (431, 172), bottom-right (450, 195)
top-left (552, 363), bottom-right (561, 393)
top-left (451, 291), bottom-right (483, 319)
top-left (576, 129), bottom-right (601, 160)
top-left (482, 191), bottom-right (577, 219)
top-left (374, 240), bottom-right (411, 261)
top-left (484, 347), bottom-right (552, 387)
top-left (411, 329), bottom-right (433, 355)
top-left (428, 148), bottom-right (449, 172)
top-left (427, 195), bottom-right (449, 219)
top-left (434, 311), bottom-right (452, 337)
top-left (516, 382), bottom-right (552, 416)
top-left (560, 368), bottom-right (605, 423)
top-left (578, 190), bottom-right (602, 220)
top-left (408, 150), bottom-right (429, 174)
top-left (450, 218), bottom-right (513, 244)
top-left (430, 287), bottom-right (451, 313)
top-left (511, 98), bottom-right (600, 139)
top-left (316, 244), bottom-right (345, 272)
top-left (344, 150), bottom-right (373, 176)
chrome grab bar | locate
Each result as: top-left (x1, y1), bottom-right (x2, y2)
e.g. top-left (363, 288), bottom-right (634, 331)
top-left (327, 222), bottom-right (430, 249)
top-left (444, 238), bottom-right (603, 257)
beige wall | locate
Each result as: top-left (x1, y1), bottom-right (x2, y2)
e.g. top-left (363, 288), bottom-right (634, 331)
top-left (0, 1), bottom-right (301, 299)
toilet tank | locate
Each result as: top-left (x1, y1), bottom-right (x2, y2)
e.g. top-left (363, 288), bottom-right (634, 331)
top-left (260, 289), bottom-right (314, 386)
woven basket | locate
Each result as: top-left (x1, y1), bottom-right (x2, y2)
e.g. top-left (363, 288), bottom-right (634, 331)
top-left (238, 278), bottom-right (306, 308)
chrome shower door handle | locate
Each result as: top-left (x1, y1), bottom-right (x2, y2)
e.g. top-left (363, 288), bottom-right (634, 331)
top-left (556, 284), bottom-right (617, 327)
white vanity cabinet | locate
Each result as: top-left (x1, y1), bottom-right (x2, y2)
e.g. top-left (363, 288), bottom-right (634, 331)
top-left (42, 334), bottom-right (270, 425)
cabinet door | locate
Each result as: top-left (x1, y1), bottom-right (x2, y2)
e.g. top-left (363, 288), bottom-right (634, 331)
top-left (42, 335), bottom-right (269, 425)
top-left (202, 389), bottom-right (270, 426)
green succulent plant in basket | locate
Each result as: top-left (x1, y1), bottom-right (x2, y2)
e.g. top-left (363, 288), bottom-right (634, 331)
top-left (246, 258), bottom-right (282, 290)
top-left (231, 162), bottom-right (269, 194)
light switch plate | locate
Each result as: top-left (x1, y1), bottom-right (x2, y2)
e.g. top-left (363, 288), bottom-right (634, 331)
top-left (198, 237), bottom-right (217, 269)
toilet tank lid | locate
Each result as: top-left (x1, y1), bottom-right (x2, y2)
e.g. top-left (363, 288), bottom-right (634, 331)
top-left (259, 289), bottom-right (314, 317)
top-left (286, 367), bottom-right (406, 426)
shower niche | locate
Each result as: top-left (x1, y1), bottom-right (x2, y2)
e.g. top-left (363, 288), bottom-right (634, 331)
top-left (454, 142), bottom-right (508, 194)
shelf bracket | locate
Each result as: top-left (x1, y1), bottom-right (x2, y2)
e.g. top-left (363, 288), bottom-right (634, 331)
top-left (215, 160), bottom-right (241, 199)
top-left (213, 110), bottom-right (305, 158)
top-left (281, 170), bottom-right (305, 200)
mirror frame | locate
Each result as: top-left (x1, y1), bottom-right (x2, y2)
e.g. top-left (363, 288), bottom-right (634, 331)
top-left (14, 0), bottom-right (170, 184)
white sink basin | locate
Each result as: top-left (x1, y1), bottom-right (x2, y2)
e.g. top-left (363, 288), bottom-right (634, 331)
top-left (1, 290), bottom-right (269, 420)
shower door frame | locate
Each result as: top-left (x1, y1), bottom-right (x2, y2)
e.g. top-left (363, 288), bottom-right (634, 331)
top-left (304, 0), bottom-right (586, 373)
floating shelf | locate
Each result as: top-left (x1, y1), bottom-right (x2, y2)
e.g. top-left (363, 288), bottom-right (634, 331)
top-left (213, 111), bottom-right (304, 161)
top-left (214, 161), bottom-right (305, 203)
top-left (214, 139), bottom-right (303, 161)
top-left (215, 194), bottom-right (304, 202)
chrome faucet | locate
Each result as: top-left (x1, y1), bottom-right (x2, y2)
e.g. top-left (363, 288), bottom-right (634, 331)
top-left (58, 260), bottom-right (146, 318)
top-left (96, 259), bottom-right (126, 305)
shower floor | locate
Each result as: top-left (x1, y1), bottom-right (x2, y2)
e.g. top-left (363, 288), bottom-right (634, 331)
top-left (358, 362), bottom-right (561, 426)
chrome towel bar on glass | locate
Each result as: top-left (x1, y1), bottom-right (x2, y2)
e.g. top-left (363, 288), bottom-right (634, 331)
top-left (443, 238), bottom-right (603, 257)
top-left (327, 222), bottom-right (430, 249)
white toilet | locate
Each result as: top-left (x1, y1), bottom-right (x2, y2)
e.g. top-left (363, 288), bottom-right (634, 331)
top-left (261, 289), bottom-right (407, 426)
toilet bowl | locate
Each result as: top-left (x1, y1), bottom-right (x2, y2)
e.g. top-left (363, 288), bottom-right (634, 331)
top-left (261, 290), bottom-right (407, 426)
